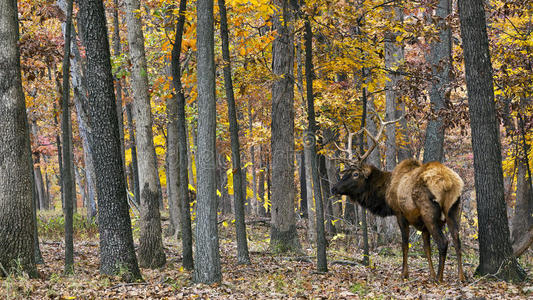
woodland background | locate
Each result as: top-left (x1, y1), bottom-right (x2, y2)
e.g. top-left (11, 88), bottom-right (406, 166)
top-left (0, 0), bottom-right (532, 298)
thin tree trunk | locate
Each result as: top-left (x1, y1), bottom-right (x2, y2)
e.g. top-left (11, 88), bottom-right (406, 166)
top-left (299, 151), bottom-right (308, 218)
top-left (384, 3), bottom-right (403, 170)
top-left (78, 0), bottom-right (142, 280)
top-left (304, 147), bottom-right (316, 242)
top-left (458, 0), bottom-right (526, 282)
top-left (112, 0), bottom-right (127, 187)
top-left (170, 0), bottom-right (194, 270)
top-left (125, 103), bottom-right (141, 204)
top-left (218, 0), bottom-right (250, 264)
top-left (257, 145), bottom-right (267, 217)
top-left (60, 0), bottom-right (74, 274)
top-left (0, 0), bottom-right (38, 277)
top-left (194, 0), bottom-right (222, 283)
top-left (304, 17), bottom-right (327, 271)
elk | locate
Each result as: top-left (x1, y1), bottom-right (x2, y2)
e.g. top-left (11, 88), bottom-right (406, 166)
top-left (331, 114), bottom-right (465, 282)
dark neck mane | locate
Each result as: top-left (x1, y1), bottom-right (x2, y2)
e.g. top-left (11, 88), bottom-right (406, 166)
top-left (348, 166), bottom-right (395, 217)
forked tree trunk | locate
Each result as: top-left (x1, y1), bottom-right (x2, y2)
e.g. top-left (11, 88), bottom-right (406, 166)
top-left (170, 0), bottom-right (194, 270)
top-left (0, 0), bottom-right (38, 277)
top-left (458, 0), bottom-right (526, 282)
top-left (78, 0), bottom-right (142, 281)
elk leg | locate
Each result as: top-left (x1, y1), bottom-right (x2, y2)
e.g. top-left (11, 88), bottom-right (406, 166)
top-left (422, 217), bottom-right (448, 282)
top-left (397, 216), bottom-right (410, 279)
top-left (446, 200), bottom-right (465, 282)
top-left (422, 230), bottom-right (436, 281)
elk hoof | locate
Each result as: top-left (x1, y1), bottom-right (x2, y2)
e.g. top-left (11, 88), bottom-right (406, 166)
top-left (401, 272), bottom-right (409, 279)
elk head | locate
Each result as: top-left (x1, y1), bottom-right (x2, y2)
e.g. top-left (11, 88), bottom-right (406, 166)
top-left (330, 111), bottom-right (402, 197)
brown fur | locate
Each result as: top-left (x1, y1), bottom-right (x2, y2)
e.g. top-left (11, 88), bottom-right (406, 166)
top-left (331, 159), bottom-right (465, 282)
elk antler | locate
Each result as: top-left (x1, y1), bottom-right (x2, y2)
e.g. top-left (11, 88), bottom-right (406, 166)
top-left (333, 111), bottom-right (404, 167)
top-left (357, 112), bottom-right (404, 163)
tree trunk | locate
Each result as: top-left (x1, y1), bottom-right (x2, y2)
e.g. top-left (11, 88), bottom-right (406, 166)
top-left (124, 0), bottom-right (166, 269)
top-left (218, 0), bottom-right (250, 264)
top-left (78, 0), bottom-right (142, 281)
top-left (60, 0), bottom-right (74, 273)
top-left (193, 0), bottom-right (221, 283)
top-left (270, 0), bottom-right (301, 253)
top-left (423, 0), bottom-right (451, 164)
top-left (257, 145), bottom-right (268, 217)
top-left (0, 0), bottom-right (38, 277)
top-left (304, 147), bottom-right (316, 242)
top-left (170, 0), bottom-right (194, 270)
top-left (299, 151), bottom-right (308, 218)
top-left (304, 17), bottom-right (327, 271)
top-left (384, 3), bottom-right (404, 170)
top-left (112, 0), bottom-right (127, 187)
top-left (125, 103), bottom-right (141, 205)
top-left (458, 0), bottom-right (526, 282)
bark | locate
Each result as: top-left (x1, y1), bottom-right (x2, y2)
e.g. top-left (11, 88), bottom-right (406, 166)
top-left (304, 147), bottom-right (316, 241)
top-left (384, 3), bottom-right (404, 171)
top-left (193, 0), bottom-right (221, 283)
top-left (359, 71), bottom-right (370, 266)
top-left (423, 0), bottom-right (452, 164)
top-left (125, 103), bottom-right (140, 204)
top-left (112, 0), bottom-right (127, 187)
top-left (319, 155), bottom-right (336, 235)
top-left (270, 0), bottom-right (301, 253)
top-left (32, 175), bottom-right (44, 264)
top-left (124, 0), bottom-right (166, 269)
top-left (0, 0), bottom-right (38, 277)
top-left (170, 0), bottom-right (194, 270)
top-left (458, 0), bottom-right (526, 282)
top-left (32, 123), bottom-right (49, 210)
top-left (218, 0), bottom-right (250, 264)
top-left (248, 101), bottom-right (258, 215)
top-left (60, 0), bottom-right (74, 273)
top-left (257, 146), bottom-right (268, 217)
top-left (299, 151), bottom-right (308, 218)
top-left (303, 17), bottom-right (327, 271)
top-left (78, 0), bottom-right (142, 280)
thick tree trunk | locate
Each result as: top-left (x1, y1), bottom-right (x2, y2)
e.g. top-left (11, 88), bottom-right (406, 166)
top-left (270, 0), bottom-right (301, 253)
top-left (124, 0), bottom-right (166, 269)
top-left (423, 0), bottom-right (451, 163)
top-left (218, 0), bottom-right (250, 264)
top-left (170, 0), bottom-right (194, 270)
top-left (78, 0), bottom-right (142, 281)
top-left (458, 0), bottom-right (526, 282)
top-left (0, 0), bottom-right (38, 277)
top-left (194, 0), bottom-right (221, 283)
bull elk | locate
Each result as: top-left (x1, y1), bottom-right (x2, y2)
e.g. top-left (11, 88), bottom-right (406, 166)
top-left (331, 114), bottom-right (465, 282)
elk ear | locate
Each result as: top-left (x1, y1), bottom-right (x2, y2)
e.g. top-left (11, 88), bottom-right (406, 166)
top-left (361, 165), bottom-right (372, 178)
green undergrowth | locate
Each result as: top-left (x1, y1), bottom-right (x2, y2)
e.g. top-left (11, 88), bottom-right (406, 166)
top-left (37, 210), bottom-right (98, 240)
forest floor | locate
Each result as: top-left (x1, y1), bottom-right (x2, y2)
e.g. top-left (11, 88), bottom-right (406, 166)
top-left (1, 212), bottom-right (532, 299)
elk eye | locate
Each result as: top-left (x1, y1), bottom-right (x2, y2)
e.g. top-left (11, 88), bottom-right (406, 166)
top-left (352, 173), bottom-right (359, 178)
